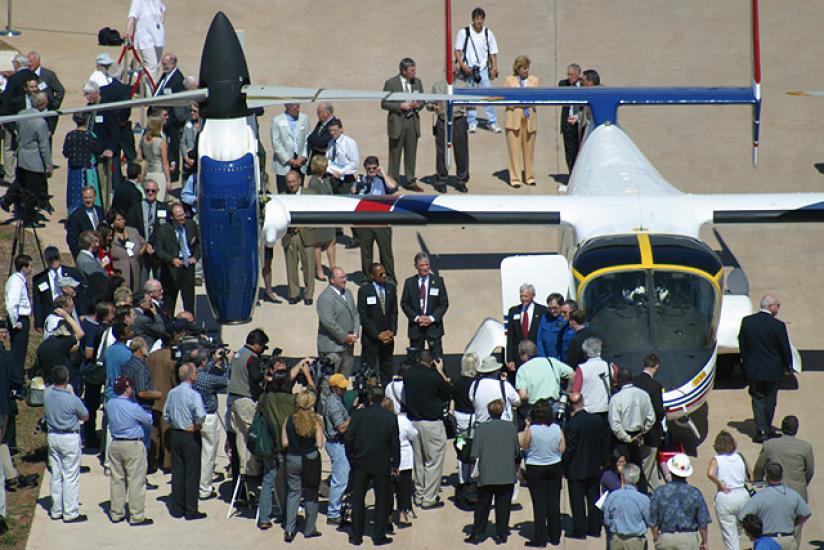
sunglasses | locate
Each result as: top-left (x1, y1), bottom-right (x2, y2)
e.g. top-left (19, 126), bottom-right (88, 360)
top-left (146, 189), bottom-right (158, 194)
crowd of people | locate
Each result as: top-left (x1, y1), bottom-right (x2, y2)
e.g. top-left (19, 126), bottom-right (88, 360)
top-left (0, 2), bottom-right (815, 548)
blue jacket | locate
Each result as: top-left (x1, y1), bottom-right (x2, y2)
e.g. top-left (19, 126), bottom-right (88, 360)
top-left (536, 312), bottom-right (565, 359)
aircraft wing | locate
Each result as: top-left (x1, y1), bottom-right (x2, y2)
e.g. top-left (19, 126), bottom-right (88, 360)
top-left (243, 85), bottom-right (490, 109)
top-left (0, 89), bottom-right (209, 125)
top-left (686, 193), bottom-right (824, 224)
top-left (262, 194), bottom-right (582, 246)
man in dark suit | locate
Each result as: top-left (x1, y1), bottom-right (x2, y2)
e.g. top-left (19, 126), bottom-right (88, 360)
top-left (505, 283), bottom-right (547, 372)
top-left (632, 353), bottom-right (666, 492)
top-left (358, 263), bottom-right (398, 386)
top-left (345, 385), bottom-right (400, 546)
top-left (400, 252), bottom-right (449, 358)
top-left (32, 246), bottom-right (82, 330)
top-left (137, 179), bottom-right (168, 282)
top-left (564, 309), bottom-right (600, 368)
top-left (153, 203), bottom-right (200, 315)
top-left (738, 294), bottom-right (792, 443)
top-left (558, 63), bottom-right (582, 178)
top-left (306, 102), bottom-right (337, 161)
top-left (27, 51), bottom-right (65, 136)
top-left (563, 392), bottom-right (604, 539)
top-left (0, 54), bottom-right (34, 115)
top-left (380, 58), bottom-right (424, 192)
top-left (100, 71), bottom-right (135, 184)
top-left (154, 53), bottom-right (186, 182)
top-left (66, 186), bottom-right (104, 258)
top-left (112, 163), bottom-right (146, 230)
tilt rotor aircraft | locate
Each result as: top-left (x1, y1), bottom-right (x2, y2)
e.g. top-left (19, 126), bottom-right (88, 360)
top-left (3, 6), bottom-right (822, 426)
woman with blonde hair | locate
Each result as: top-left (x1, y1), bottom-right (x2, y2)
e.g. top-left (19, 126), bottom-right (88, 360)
top-left (706, 430), bottom-right (751, 550)
top-left (503, 55), bottom-right (539, 188)
top-left (306, 154), bottom-right (336, 281)
top-left (281, 391), bottom-right (324, 542)
top-left (138, 115), bottom-right (172, 201)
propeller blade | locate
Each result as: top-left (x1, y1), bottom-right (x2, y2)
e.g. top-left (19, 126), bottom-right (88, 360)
top-left (0, 89), bottom-right (209, 125)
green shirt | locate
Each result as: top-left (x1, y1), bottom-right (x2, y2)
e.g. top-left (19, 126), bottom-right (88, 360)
top-left (515, 357), bottom-right (574, 404)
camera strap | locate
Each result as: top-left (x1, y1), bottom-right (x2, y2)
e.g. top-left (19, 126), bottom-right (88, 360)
top-left (462, 26), bottom-right (490, 68)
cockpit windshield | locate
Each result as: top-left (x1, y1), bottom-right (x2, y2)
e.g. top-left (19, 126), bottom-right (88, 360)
top-left (582, 269), bottom-right (718, 355)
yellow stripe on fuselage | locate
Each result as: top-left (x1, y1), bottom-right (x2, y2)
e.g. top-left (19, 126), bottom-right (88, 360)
top-left (637, 233), bottom-right (653, 267)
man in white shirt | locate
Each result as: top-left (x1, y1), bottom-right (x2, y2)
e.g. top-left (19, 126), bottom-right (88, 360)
top-left (125, 0), bottom-right (166, 86)
top-left (88, 53), bottom-right (113, 88)
top-left (5, 255), bottom-right (33, 391)
top-left (454, 7), bottom-right (500, 133)
top-left (470, 356), bottom-right (521, 423)
top-left (325, 119), bottom-right (359, 194)
top-left (271, 103), bottom-right (309, 194)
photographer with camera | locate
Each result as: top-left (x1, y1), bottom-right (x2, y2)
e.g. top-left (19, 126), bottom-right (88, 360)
top-left (226, 328), bottom-right (269, 485)
top-left (454, 7), bottom-right (500, 134)
top-left (323, 373), bottom-right (350, 526)
top-left (352, 164), bottom-right (398, 286)
top-left (191, 345), bottom-right (230, 500)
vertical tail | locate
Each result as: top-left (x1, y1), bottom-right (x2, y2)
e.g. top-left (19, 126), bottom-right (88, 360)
top-left (751, 0), bottom-right (762, 168)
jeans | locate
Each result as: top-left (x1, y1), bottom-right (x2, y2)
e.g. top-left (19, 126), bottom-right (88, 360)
top-left (325, 440), bottom-right (349, 518)
top-left (466, 69), bottom-right (497, 126)
top-left (285, 453), bottom-right (320, 535)
top-left (258, 456), bottom-right (282, 523)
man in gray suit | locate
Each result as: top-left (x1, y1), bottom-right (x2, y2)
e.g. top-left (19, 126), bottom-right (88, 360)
top-left (316, 267), bottom-right (360, 376)
top-left (270, 103), bottom-right (309, 194)
top-left (27, 51), bottom-right (65, 136)
top-left (381, 58), bottom-right (424, 192)
top-left (15, 92), bottom-right (53, 210)
top-left (75, 231), bottom-right (109, 308)
top-left (754, 415), bottom-right (814, 502)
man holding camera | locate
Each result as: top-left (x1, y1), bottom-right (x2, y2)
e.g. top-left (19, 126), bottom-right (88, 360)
top-left (193, 346), bottom-right (230, 500)
top-left (381, 58), bottom-right (424, 192)
top-left (351, 157), bottom-right (398, 284)
top-left (323, 373), bottom-right (351, 526)
top-left (226, 328), bottom-right (269, 483)
top-left (454, 7), bottom-right (500, 133)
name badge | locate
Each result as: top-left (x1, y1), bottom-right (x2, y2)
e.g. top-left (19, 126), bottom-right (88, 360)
top-left (429, 287), bottom-right (439, 296)
top-left (125, 240), bottom-right (135, 257)
top-left (38, 281), bottom-right (49, 292)
top-left (157, 209), bottom-right (167, 218)
top-left (279, 119), bottom-right (289, 127)
top-left (366, 296), bottom-right (377, 305)
top-left (38, 81), bottom-right (48, 91)
top-left (163, 88), bottom-right (171, 95)
top-left (512, 313), bottom-right (521, 320)
top-left (95, 115), bottom-right (104, 123)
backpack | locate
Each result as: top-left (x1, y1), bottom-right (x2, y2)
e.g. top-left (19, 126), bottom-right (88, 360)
top-left (246, 404), bottom-right (276, 459)
top-left (98, 27), bottom-right (124, 46)
top-left (454, 480), bottom-right (479, 511)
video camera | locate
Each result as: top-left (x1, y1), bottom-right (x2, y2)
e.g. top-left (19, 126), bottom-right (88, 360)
top-left (0, 183), bottom-right (44, 224)
top-left (353, 361), bottom-right (379, 406)
top-left (171, 327), bottom-right (227, 364)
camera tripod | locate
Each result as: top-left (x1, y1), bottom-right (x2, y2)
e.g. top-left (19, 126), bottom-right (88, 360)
top-left (7, 214), bottom-right (45, 276)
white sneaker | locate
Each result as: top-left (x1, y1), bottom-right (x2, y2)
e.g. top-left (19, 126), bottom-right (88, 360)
top-left (468, 123), bottom-right (477, 133)
top-left (557, 183), bottom-right (568, 194)
top-left (488, 123), bottom-right (502, 134)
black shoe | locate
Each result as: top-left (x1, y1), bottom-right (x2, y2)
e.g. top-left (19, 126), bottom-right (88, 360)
top-left (374, 536), bottom-right (393, 546)
top-left (385, 523), bottom-right (395, 535)
top-left (434, 183), bottom-right (447, 193)
top-left (349, 536), bottom-right (363, 546)
top-left (184, 512), bottom-right (207, 520)
top-left (455, 183), bottom-right (468, 193)
top-left (495, 535), bottom-right (508, 545)
top-left (464, 535), bottom-right (482, 545)
top-left (64, 514), bottom-right (88, 524)
top-left (753, 431), bottom-right (769, 444)
top-left (304, 299), bottom-right (313, 306)
top-left (170, 510), bottom-right (184, 519)
top-left (258, 521), bottom-right (273, 530)
top-left (420, 500), bottom-right (444, 510)
top-left (404, 182), bottom-right (424, 192)
top-left (288, 297), bottom-right (300, 305)
top-left (525, 541), bottom-right (547, 547)
top-left (305, 531), bottom-right (322, 539)
top-left (345, 239), bottom-right (361, 249)
top-left (130, 518), bottom-right (154, 526)
top-left (327, 516), bottom-right (342, 525)
top-left (18, 474), bottom-right (39, 488)
top-left (284, 531), bottom-right (296, 543)
top-left (79, 466), bottom-right (91, 474)
top-left (769, 429), bottom-right (783, 439)
top-left (145, 481), bottom-right (159, 490)
top-left (565, 531), bottom-right (586, 540)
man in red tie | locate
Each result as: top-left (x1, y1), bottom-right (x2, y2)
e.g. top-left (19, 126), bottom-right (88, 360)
top-left (505, 284), bottom-right (547, 372)
top-left (400, 252), bottom-right (449, 359)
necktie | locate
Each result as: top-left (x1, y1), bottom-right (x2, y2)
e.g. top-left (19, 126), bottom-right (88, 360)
top-left (520, 79), bottom-right (530, 119)
top-left (330, 141), bottom-right (337, 162)
top-left (51, 270), bottom-right (61, 299)
top-left (521, 306), bottom-right (529, 339)
top-left (88, 208), bottom-right (99, 229)
top-left (378, 286), bottom-right (386, 312)
top-left (419, 278), bottom-right (426, 312)
top-left (176, 225), bottom-right (190, 264)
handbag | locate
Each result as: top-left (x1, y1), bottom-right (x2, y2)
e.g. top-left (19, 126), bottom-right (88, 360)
top-left (443, 409), bottom-right (458, 439)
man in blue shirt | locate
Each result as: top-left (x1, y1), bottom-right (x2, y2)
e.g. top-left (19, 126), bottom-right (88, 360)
top-left (163, 362), bottom-right (206, 520)
top-left (107, 376), bottom-right (153, 525)
top-left (649, 454), bottom-right (711, 550)
top-left (602, 463), bottom-right (651, 549)
top-left (535, 293), bottom-right (566, 359)
top-left (104, 320), bottom-right (133, 401)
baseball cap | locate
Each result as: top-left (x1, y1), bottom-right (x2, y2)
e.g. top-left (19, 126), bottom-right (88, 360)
top-left (57, 276), bottom-right (80, 288)
top-left (328, 373), bottom-right (349, 390)
top-left (666, 453), bottom-right (694, 478)
top-left (44, 246), bottom-right (61, 262)
top-left (114, 375), bottom-right (132, 395)
top-left (96, 52), bottom-right (113, 65)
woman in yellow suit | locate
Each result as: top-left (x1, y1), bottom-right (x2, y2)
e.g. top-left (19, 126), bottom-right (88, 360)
top-left (504, 55), bottom-right (539, 188)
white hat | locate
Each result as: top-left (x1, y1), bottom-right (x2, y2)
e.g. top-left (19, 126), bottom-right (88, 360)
top-left (57, 276), bottom-right (80, 288)
top-left (666, 453), bottom-right (694, 478)
top-left (477, 355), bottom-right (503, 374)
top-left (96, 52), bottom-right (114, 65)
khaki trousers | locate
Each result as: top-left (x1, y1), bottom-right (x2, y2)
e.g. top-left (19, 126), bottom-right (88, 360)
top-left (773, 535), bottom-right (797, 550)
top-left (231, 397), bottom-right (260, 476)
top-left (199, 413), bottom-right (219, 498)
top-left (613, 535), bottom-right (648, 550)
top-left (655, 531), bottom-right (699, 550)
top-left (109, 440), bottom-right (148, 523)
top-left (411, 420), bottom-right (446, 506)
top-left (641, 444), bottom-right (663, 491)
top-left (282, 233), bottom-right (315, 300)
top-left (505, 120), bottom-right (536, 185)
